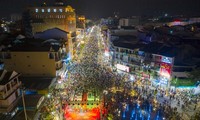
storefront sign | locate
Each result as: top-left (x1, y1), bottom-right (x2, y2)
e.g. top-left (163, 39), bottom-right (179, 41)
top-left (116, 64), bottom-right (130, 72)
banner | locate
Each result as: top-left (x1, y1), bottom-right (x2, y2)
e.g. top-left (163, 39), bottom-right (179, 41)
top-left (160, 63), bottom-right (171, 78)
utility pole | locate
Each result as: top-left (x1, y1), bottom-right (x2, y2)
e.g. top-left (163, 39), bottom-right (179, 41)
top-left (22, 88), bottom-right (28, 120)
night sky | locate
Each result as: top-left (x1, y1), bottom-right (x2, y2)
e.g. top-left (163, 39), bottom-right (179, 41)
top-left (0, 0), bottom-right (200, 19)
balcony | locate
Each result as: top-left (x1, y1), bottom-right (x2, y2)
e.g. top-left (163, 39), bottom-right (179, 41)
top-left (0, 81), bottom-right (21, 100)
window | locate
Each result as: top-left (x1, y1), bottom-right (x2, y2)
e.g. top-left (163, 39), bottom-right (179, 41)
top-left (59, 9), bottom-right (63, 12)
top-left (6, 84), bottom-right (10, 91)
top-left (4, 52), bottom-right (11, 59)
top-left (11, 80), bottom-right (17, 87)
top-left (47, 8), bottom-right (51, 12)
top-left (35, 8), bottom-right (39, 12)
top-left (42, 9), bottom-right (45, 12)
top-left (49, 53), bottom-right (54, 59)
top-left (53, 9), bottom-right (57, 12)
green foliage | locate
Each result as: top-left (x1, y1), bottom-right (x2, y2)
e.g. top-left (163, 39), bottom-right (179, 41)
top-left (171, 78), bottom-right (196, 86)
top-left (189, 68), bottom-right (200, 81)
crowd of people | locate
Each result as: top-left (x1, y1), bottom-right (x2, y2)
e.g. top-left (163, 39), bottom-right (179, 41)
top-left (39, 26), bottom-right (200, 120)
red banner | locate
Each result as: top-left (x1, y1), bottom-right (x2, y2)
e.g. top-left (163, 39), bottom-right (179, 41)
top-left (160, 63), bottom-right (171, 78)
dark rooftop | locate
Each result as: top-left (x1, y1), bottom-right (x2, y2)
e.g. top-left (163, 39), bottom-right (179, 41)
top-left (140, 42), bottom-right (176, 57)
top-left (0, 70), bottom-right (20, 85)
top-left (8, 44), bottom-right (61, 52)
top-left (1, 37), bottom-right (61, 52)
top-left (112, 36), bottom-right (145, 50)
top-left (18, 94), bottom-right (43, 108)
top-left (20, 77), bottom-right (53, 90)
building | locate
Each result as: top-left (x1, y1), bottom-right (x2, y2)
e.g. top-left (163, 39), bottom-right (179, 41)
top-left (0, 38), bottom-right (64, 77)
top-left (76, 15), bottom-right (86, 36)
top-left (26, 0), bottom-right (76, 34)
top-left (109, 35), bottom-right (145, 76)
top-left (10, 14), bottom-right (22, 22)
top-left (0, 69), bottom-right (21, 113)
top-left (34, 27), bottom-right (74, 59)
top-left (77, 15), bottom-right (86, 29)
top-left (119, 17), bottom-right (140, 27)
top-left (100, 17), bottom-right (119, 28)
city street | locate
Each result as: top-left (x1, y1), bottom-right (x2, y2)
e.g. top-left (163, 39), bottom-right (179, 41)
top-left (37, 26), bottom-right (200, 120)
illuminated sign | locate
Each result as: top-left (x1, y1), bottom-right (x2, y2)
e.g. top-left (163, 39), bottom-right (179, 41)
top-left (160, 63), bottom-right (171, 78)
top-left (116, 64), bottom-right (129, 72)
top-left (161, 56), bottom-right (172, 64)
top-left (160, 77), bottom-right (168, 85)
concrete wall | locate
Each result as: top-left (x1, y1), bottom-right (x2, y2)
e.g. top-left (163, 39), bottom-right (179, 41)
top-left (3, 52), bottom-right (57, 77)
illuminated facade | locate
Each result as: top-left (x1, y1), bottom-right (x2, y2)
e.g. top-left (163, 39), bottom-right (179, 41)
top-left (77, 15), bottom-right (86, 29)
top-left (27, 1), bottom-right (76, 34)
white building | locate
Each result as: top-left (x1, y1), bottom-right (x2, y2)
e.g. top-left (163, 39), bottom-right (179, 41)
top-left (0, 70), bottom-right (21, 113)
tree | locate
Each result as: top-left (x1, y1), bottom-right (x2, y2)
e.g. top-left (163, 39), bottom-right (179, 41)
top-left (189, 68), bottom-right (200, 82)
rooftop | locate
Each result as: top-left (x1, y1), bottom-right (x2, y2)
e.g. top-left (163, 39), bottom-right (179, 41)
top-left (0, 70), bottom-right (20, 85)
top-left (20, 77), bottom-right (53, 90)
top-left (8, 44), bottom-right (61, 52)
top-left (140, 42), bottom-right (176, 57)
top-left (2, 38), bottom-right (61, 52)
top-left (112, 36), bottom-right (145, 50)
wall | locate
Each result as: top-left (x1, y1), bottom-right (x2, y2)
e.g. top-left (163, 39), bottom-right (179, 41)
top-left (0, 91), bottom-right (17, 107)
top-left (3, 52), bottom-right (56, 77)
top-left (29, 6), bottom-right (76, 34)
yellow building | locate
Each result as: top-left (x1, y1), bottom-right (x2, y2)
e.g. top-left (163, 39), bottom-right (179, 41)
top-left (27, 1), bottom-right (76, 34)
top-left (77, 15), bottom-right (86, 29)
top-left (0, 40), bottom-right (64, 77)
